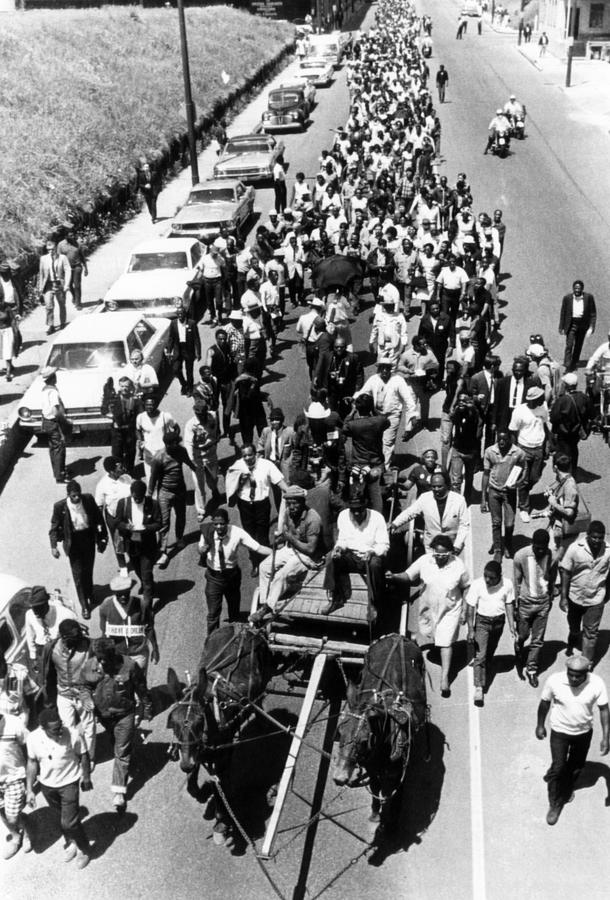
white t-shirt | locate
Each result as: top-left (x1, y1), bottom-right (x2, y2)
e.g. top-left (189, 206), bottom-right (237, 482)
top-left (509, 403), bottom-right (548, 449)
top-left (466, 576), bottom-right (514, 617)
top-left (26, 725), bottom-right (83, 788)
top-left (0, 713), bottom-right (28, 783)
top-left (541, 671), bottom-right (608, 736)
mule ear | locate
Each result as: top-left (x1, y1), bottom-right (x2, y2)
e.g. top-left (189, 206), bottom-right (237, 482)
top-left (195, 666), bottom-right (208, 702)
top-left (167, 667), bottom-right (181, 701)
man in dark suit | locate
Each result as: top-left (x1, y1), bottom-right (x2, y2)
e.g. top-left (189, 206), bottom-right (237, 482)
top-left (317, 336), bottom-right (364, 418)
top-left (418, 299), bottom-right (453, 385)
top-left (49, 480), bottom-right (107, 619)
top-left (101, 375), bottom-right (142, 473)
top-left (493, 356), bottom-right (541, 434)
top-left (115, 480), bottom-right (162, 613)
top-left (167, 307), bottom-right (201, 396)
top-left (469, 354), bottom-right (501, 449)
top-left (559, 280), bottom-right (596, 371)
top-left (137, 162), bottom-right (162, 223)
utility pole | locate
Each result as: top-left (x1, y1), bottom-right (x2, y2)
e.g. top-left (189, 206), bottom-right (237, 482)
top-left (177, 0), bottom-right (200, 185)
top-left (565, 0), bottom-right (575, 87)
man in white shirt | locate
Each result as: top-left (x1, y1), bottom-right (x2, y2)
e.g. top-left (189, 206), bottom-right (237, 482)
top-left (184, 399), bottom-right (221, 520)
top-left (40, 366), bottom-right (70, 484)
top-left (26, 706), bottom-right (92, 867)
top-left (509, 386), bottom-right (550, 523)
top-left (123, 348), bottom-right (158, 400)
top-left (199, 508), bottom-right (272, 633)
top-left (95, 455), bottom-right (132, 572)
top-left (536, 656), bottom-right (609, 825)
top-left (297, 297), bottom-right (326, 377)
top-left (369, 295), bottom-right (408, 365)
top-left (25, 586), bottom-right (73, 677)
top-left (354, 358), bottom-right (419, 466)
top-left (323, 491), bottom-right (389, 618)
top-left (585, 329), bottom-right (610, 373)
top-left (226, 444), bottom-right (288, 576)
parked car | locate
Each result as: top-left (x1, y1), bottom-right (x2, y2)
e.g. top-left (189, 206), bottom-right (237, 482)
top-left (18, 312), bottom-right (170, 432)
top-left (213, 133), bottom-right (285, 183)
top-left (169, 178), bottom-right (255, 241)
top-left (298, 56), bottom-right (335, 87)
top-left (308, 33), bottom-right (348, 68)
top-left (262, 84), bottom-right (313, 132)
top-left (0, 575), bottom-right (30, 665)
top-left (101, 238), bottom-right (202, 318)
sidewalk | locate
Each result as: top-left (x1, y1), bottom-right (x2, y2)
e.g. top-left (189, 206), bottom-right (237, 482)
top-left (486, 14), bottom-right (610, 132)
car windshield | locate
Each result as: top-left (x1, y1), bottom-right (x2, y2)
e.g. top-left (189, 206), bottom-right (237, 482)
top-left (128, 252), bottom-right (188, 272)
top-left (109, 298), bottom-right (175, 309)
top-left (188, 188), bottom-right (235, 204)
top-left (47, 341), bottom-right (126, 370)
top-left (269, 91), bottom-right (301, 109)
top-left (225, 139), bottom-right (270, 154)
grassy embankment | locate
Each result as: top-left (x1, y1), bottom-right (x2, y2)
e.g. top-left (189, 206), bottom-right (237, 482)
top-left (0, 6), bottom-right (293, 264)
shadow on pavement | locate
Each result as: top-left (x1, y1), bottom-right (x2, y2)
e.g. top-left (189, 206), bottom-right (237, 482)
top-left (86, 811), bottom-right (138, 857)
top-left (575, 761), bottom-right (610, 805)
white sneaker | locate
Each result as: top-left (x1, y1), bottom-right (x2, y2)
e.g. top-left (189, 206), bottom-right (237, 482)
top-left (119, 567), bottom-right (129, 578)
top-left (156, 553), bottom-right (169, 569)
top-left (519, 510), bottom-right (530, 523)
top-left (75, 849), bottom-right (90, 869)
top-left (474, 686), bottom-right (484, 706)
top-left (64, 841), bottom-right (77, 862)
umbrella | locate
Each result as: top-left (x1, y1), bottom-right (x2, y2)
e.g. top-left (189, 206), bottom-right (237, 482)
top-left (312, 255), bottom-right (366, 290)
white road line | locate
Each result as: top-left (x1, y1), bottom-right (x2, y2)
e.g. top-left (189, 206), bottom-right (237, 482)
top-left (466, 535), bottom-right (486, 900)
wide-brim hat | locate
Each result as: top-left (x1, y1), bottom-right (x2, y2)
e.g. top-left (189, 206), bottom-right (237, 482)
top-left (526, 386), bottom-right (544, 401)
top-left (227, 310), bottom-right (243, 321)
top-left (28, 586), bottom-right (50, 608)
top-left (304, 401), bottom-right (331, 420)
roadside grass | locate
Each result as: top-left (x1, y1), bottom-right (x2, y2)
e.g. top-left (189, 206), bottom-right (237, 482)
top-left (0, 6), bottom-right (292, 260)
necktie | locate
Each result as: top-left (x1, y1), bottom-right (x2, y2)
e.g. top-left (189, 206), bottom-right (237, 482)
top-left (511, 379), bottom-right (520, 407)
top-left (271, 431), bottom-right (278, 462)
top-left (42, 616), bottom-right (52, 642)
top-left (51, 256), bottom-right (57, 280)
top-left (217, 538), bottom-right (226, 571)
top-left (249, 473), bottom-right (256, 502)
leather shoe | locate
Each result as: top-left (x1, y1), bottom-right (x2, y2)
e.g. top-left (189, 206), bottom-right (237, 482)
top-left (546, 804), bottom-right (562, 826)
top-left (526, 670), bottom-right (539, 688)
top-left (320, 596), bottom-right (345, 616)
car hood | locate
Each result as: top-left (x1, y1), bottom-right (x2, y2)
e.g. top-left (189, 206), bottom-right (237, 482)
top-left (105, 271), bottom-right (189, 301)
top-left (216, 152), bottom-right (272, 168)
top-left (174, 202), bottom-right (235, 225)
top-left (20, 369), bottom-right (124, 413)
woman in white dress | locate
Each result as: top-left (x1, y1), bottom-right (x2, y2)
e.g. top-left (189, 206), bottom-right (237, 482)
top-left (389, 533), bottom-right (470, 697)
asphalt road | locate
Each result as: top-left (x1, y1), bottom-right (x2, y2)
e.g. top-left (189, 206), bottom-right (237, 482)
top-left (3, 1), bottom-right (610, 898)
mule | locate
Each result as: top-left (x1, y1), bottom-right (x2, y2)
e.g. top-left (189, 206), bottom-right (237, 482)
top-left (167, 623), bottom-right (271, 846)
top-left (333, 634), bottom-right (428, 836)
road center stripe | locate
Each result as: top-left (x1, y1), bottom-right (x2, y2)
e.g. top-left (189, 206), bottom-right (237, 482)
top-left (466, 535), bottom-right (486, 900)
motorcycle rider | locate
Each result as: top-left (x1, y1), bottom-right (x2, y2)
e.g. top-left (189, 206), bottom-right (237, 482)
top-left (585, 329), bottom-right (610, 374)
top-left (503, 94), bottom-right (526, 133)
top-left (484, 110), bottom-right (510, 155)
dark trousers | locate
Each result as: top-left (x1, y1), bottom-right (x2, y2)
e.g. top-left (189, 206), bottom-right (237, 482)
top-left (42, 417), bottom-right (66, 481)
top-left (238, 407), bottom-right (267, 445)
top-left (99, 712), bottom-right (135, 793)
top-left (157, 489), bottom-right (186, 553)
top-left (440, 288), bottom-right (461, 322)
top-left (437, 84), bottom-right (446, 103)
top-left (205, 566), bottom-right (242, 633)
top-left (564, 323), bottom-right (588, 372)
top-left (274, 181), bottom-right (287, 214)
top-left (473, 613), bottom-right (505, 688)
top-left (517, 444), bottom-right (544, 511)
top-left (142, 189), bottom-right (158, 221)
top-left (40, 780), bottom-right (88, 853)
top-left (516, 600), bottom-right (551, 673)
top-left (326, 550), bottom-right (385, 608)
top-left (305, 343), bottom-right (318, 380)
top-left (219, 381), bottom-right (233, 435)
top-left (69, 265), bottom-right (83, 307)
top-left (449, 449), bottom-right (477, 504)
top-left (567, 598), bottom-right (605, 661)
top-left (237, 498), bottom-right (270, 565)
top-left (288, 273), bottom-right (304, 307)
top-left (111, 428), bottom-right (137, 474)
top-left (554, 434), bottom-right (580, 472)
top-left (105, 511), bottom-right (127, 569)
top-left (130, 549), bottom-right (156, 614)
top-left (68, 532), bottom-right (96, 612)
top-left (488, 486), bottom-right (516, 554)
top-left (546, 729), bottom-right (592, 808)
top-left (203, 277), bottom-right (223, 321)
top-left (172, 350), bottom-right (195, 393)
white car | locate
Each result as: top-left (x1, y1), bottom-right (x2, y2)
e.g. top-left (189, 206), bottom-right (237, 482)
top-left (102, 238), bottom-right (202, 318)
top-left (0, 575), bottom-right (30, 666)
top-left (18, 312), bottom-right (170, 432)
top-left (298, 56), bottom-right (335, 87)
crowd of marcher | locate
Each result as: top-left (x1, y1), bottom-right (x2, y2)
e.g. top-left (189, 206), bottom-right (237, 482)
top-left (3, 0), bottom-right (610, 870)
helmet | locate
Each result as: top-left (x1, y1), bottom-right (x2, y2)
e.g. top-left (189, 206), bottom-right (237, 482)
top-left (496, 109), bottom-right (503, 115)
